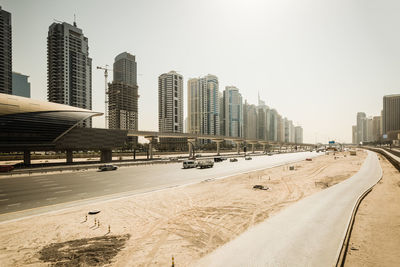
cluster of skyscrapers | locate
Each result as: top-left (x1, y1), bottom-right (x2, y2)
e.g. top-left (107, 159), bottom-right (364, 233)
top-left (0, 7), bottom-right (30, 98)
top-left (159, 73), bottom-right (303, 144)
top-left (352, 94), bottom-right (400, 144)
top-left (2, 6), bottom-right (303, 145)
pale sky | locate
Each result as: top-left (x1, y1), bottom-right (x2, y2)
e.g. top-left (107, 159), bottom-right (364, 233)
top-left (3, 0), bottom-right (400, 143)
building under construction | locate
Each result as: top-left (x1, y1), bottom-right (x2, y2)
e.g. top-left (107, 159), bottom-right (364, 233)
top-left (108, 52), bottom-right (139, 147)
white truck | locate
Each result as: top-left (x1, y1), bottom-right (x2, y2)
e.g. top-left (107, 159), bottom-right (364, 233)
top-left (197, 160), bottom-right (214, 169)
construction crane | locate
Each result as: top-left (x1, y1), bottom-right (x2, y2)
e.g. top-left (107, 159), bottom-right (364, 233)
top-left (97, 65), bottom-right (112, 128)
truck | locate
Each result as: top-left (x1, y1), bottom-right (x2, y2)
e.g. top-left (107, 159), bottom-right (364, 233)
top-left (197, 160), bottom-right (214, 169)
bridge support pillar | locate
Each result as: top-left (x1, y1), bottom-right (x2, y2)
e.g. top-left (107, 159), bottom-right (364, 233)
top-left (100, 149), bottom-right (112, 163)
top-left (145, 136), bottom-right (157, 160)
top-left (187, 138), bottom-right (196, 159)
top-left (234, 141), bottom-right (241, 155)
top-left (23, 150), bottom-right (31, 165)
top-left (251, 143), bottom-right (255, 153)
top-left (66, 150), bottom-right (73, 163)
top-left (262, 144), bottom-right (266, 152)
top-left (213, 139), bottom-right (224, 156)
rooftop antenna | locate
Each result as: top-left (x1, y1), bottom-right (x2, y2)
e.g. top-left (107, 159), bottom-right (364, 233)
top-left (73, 14), bottom-right (77, 27)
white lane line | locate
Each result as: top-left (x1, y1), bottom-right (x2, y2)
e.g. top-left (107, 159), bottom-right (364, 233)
top-left (0, 199), bottom-right (9, 202)
top-left (54, 190), bottom-right (72, 194)
top-left (49, 186), bottom-right (66, 190)
top-left (7, 203), bottom-right (21, 207)
top-left (42, 183), bottom-right (58, 187)
top-left (37, 180), bottom-right (54, 184)
top-left (0, 194), bottom-right (6, 197)
top-left (46, 197), bottom-right (57, 201)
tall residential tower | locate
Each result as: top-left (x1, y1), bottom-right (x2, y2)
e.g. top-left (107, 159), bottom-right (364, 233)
top-left (0, 7), bottom-right (12, 94)
top-left (47, 21), bottom-right (92, 127)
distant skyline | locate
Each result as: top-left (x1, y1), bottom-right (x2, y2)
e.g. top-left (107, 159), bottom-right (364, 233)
top-left (3, 0), bottom-right (400, 143)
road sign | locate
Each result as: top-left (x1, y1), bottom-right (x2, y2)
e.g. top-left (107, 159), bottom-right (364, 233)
top-left (329, 141), bottom-right (335, 144)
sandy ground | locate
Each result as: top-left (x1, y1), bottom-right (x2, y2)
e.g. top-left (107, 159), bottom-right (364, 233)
top-left (0, 151), bottom-right (366, 266)
top-left (344, 154), bottom-right (400, 267)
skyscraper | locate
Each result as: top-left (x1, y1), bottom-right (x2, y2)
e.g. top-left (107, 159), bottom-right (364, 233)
top-left (243, 101), bottom-right (258, 139)
top-left (158, 71), bottom-right (183, 132)
top-left (356, 112), bottom-right (366, 144)
top-left (187, 74), bottom-right (220, 136)
top-left (295, 126), bottom-right (303, 144)
top-left (108, 52), bottom-right (139, 131)
top-left (47, 21), bottom-right (92, 127)
top-left (0, 7), bottom-right (12, 94)
top-left (372, 116), bottom-right (381, 142)
top-left (352, 125), bottom-right (357, 144)
top-left (382, 94), bottom-right (400, 137)
top-left (269, 109), bottom-right (278, 142)
top-left (222, 86), bottom-right (243, 137)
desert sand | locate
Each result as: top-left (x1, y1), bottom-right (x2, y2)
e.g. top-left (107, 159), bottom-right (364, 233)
top-left (344, 154), bottom-right (400, 267)
top-left (0, 151), bottom-right (366, 266)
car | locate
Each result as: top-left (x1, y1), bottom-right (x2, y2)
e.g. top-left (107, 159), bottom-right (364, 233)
top-left (195, 154), bottom-right (202, 158)
top-left (214, 157), bottom-right (223, 162)
top-left (0, 165), bottom-right (14, 172)
top-left (267, 153), bottom-right (273, 156)
top-left (98, 164), bottom-right (118, 171)
top-left (197, 160), bottom-right (214, 169)
top-left (183, 160), bottom-right (197, 169)
top-left (229, 158), bottom-right (238, 162)
top-left (245, 156), bottom-right (252, 160)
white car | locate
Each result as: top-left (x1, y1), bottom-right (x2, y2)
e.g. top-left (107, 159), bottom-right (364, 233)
top-left (183, 160), bottom-right (197, 169)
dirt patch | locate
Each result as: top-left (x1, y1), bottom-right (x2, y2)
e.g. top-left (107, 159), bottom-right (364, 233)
top-left (315, 175), bottom-right (349, 188)
top-left (39, 234), bottom-right (130, 266)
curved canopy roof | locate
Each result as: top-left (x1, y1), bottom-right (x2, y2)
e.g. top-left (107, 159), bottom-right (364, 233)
top-left (0, 93), bottom-right (102, 148)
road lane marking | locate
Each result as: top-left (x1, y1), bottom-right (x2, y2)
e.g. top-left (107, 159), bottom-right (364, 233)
top-left (0, 194), bottom-right (6, 197)
top-left (42, 183), bottom-right (58, 187)
top-left (0, 199), bottom-right (9, 202)
top-left (49, 186), bottom-right (66, 190)
top-left (46, 198), bottom-right (57, 201)
top-left (54, 190), bottom-right (72, 194)
top-left (7, 203), bottom-right (21, 207)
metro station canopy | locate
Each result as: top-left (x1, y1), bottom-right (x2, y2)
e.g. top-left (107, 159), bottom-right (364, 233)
top-left (0, 93), bottom-right (102, 150)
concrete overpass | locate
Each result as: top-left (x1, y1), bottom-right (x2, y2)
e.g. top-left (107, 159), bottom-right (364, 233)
top-left (127, 130), bottom-right (315, 159)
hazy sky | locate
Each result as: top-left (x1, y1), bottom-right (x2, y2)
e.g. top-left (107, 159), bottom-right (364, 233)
top-left (3, 0), bottom-right (400, 143)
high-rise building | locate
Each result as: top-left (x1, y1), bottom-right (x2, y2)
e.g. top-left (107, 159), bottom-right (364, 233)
top-left (243, 100), bottom-right (257, 139)
top-left (295, 126), bottom-right (303, 144)
top-left (372, 116), bottom-right (381, 142)
top-left (284, 118), bottom-right (290, 143)
top-left (187, 74), bottom-right (220, 136)
top-left (47, 21), bottom-right (92, 127)
top-left (356, 112), bottom-right (366, 144)
top-left (352, 125), bottom-right (357, 144)
top-left (108, 52), bottom-right (139, 132)
top-left (0, 7), bottom-right (12, 94)
top-left (12, 72), bottom-right (30, 98)
top-left (366, 117), bottom-right (373, 142)
top-left (269, 109), bottom-right (278, 142)
top-left (158, 71), bottom-right (183, 132)
top-left (382, 94), bottom-right (400, 137)
top-left (222, 86), bottom-right (243, 137)
top-left (277, 114), bottom-right (285, 142)
top-left (290, 121), bottom-right (295, 143)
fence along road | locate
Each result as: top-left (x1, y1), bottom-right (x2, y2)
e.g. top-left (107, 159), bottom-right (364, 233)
top-left (196, 150), bottom-right (382, 267)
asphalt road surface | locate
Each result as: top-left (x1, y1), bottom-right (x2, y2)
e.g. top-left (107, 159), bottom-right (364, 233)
top-left (0, 152), bottom-right (318, 222)
top-left (196, 151), bottom-right (382, 267)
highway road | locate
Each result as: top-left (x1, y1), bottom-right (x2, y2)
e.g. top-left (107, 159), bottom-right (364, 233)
top-left (196, 151), bottom-right (382, 267)
top-left (0, 151), bottom-right (319, 222)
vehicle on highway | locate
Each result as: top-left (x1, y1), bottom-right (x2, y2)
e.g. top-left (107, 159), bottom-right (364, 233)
top-left (245, 156), bottom-right (252, 160)
top-left (229, 158), bottom-right (238, 162)
top-left (214, 157), bottom-right (223, 162)
top-left (183, 160), bottom-right (197, 169)
top-left (0, 165), bottom-right (14, 172)
top-left (195, 154), bottom-right (202, 158)
top-left (197, 160), bottom-right (214, 169)
top-left (98, 164), bottom-right (118, 171)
